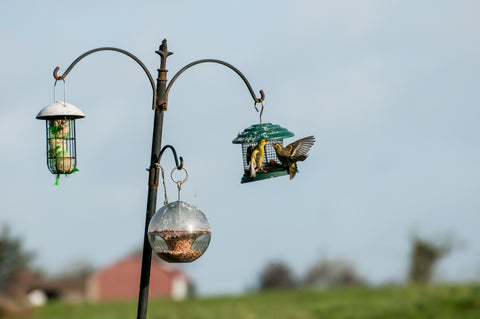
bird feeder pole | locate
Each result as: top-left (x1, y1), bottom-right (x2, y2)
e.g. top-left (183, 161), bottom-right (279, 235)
top-left (135, 41), bottom-right (169, 319)
top-left (39, 39), bottom-right (265, 319)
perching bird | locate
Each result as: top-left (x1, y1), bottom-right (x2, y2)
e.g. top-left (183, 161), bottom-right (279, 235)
top-left (246, 139), bottom-right (268, 178)
top-left (273, 136), bottom-right (315, 180)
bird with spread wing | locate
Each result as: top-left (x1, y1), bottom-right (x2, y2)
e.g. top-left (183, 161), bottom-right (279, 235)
top-left (273, 136), bottom-right (315, 180)
top-left (246, 139), bottom-right (268, 178)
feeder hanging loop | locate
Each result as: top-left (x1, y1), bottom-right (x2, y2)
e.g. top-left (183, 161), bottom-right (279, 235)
top-left (254, 101), bottom-right (264, 124)
top-left (171, 166), bottom-right (188, 202)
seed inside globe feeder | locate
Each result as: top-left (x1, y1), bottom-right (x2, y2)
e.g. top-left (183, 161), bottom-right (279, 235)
top-left (148, 201), bottom-right (211, 263)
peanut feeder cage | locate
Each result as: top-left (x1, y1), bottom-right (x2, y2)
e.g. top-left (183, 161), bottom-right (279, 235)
top-left (35, 82), bottom-right (85, 183)
top-left (232, 123), bottom-right (294, 183)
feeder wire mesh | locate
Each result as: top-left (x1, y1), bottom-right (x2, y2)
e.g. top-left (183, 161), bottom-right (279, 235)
top-left (241, 139), bottom-right (284, 170)
top-left (46, 118), bottom-right (78, 175)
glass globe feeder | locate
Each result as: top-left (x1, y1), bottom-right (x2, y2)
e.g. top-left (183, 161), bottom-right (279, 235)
top-left (148, 201), bottom-right (211, 263)
top-left (232, 123), bottom-right (294, 183)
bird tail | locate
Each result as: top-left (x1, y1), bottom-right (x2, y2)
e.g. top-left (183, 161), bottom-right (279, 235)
top-left (289, 163), bottom-right (297, 180)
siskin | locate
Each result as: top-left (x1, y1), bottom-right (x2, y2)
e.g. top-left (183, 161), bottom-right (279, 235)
top-left (246, 139), bottom-right (268, 178)
top-left (273, 136), bottom-right (315, 180)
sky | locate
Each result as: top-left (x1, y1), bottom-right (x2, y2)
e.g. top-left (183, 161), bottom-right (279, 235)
top-left (1, 1), bottom-right (479, 296)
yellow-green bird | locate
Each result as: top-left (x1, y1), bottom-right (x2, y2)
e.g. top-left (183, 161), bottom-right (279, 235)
top-left (273, 136), bottom-right (315, 180)
top-left (246, 139), bottom-right (268, 178)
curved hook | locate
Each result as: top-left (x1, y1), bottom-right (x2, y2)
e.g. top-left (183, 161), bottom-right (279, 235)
top-left (258, 90), bottom-right (265, 103)
top-left (254, 101), bottom-right (264, 124)
top-left (53, 67), bottom-right (65, 81)
top-left (52, 47), bottom-right (157, 107)
top-left (158, 145), bottom-right (184, 170)
top-left (166, 59), bottom-right (265, 104)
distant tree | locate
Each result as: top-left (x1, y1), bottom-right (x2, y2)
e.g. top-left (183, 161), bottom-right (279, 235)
top-left (303, 258), bottom-right (365, 288)
top-left (408, 235), bottom-right (454, 284)
top-left (258, 261), bottom-right (296, 290)
top-left (57, 259), bottom-right (95, 279)
top-left (0, 224), bottom-right (33, 296)
top-left (0, 225), bottom-right (35, 317)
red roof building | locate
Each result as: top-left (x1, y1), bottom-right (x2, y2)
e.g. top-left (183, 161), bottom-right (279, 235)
top-left (86, 256), bottom-right (189, 301)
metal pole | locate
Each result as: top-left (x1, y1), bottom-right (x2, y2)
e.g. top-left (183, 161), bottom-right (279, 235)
top-left (136, 39), bottom-right (172, 319)
top-left (50, 39), bottom-right (263, 319)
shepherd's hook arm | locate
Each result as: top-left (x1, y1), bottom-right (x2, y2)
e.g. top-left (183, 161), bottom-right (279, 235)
top-left (166, 59), bottom-right (265, 103)
top-left (53, 47), bottom-right (157, 107)
top-left (158, 145), bottom-right (184, 169)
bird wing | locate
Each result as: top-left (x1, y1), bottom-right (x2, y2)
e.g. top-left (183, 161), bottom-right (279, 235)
top-left (288, 136), bottom-right (315, 157)
top-left (249, 148), bottom-right (260, 178)
top-left (282, 145), bottom-right (292, 156)
top-left (251, 149), bottom-right (260, 166)
top-left (246, 145), bottom-right (254, 165)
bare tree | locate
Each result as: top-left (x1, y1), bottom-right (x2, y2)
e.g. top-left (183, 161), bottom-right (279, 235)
top-left (408, 235), bottom-right (454, 284)
top-left (57, 259), bottom-right (95, 279)
top-left (303, 258), bottom-right (365, 288)
top-left (258, 261), bottom-right (296, 291)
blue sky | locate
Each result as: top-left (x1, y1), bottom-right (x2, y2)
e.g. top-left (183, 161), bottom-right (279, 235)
top-left (1, 1), bottom-right (479, 295)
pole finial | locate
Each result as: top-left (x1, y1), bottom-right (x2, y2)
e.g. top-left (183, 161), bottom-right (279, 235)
top-left (156, 39), bottom-right (173, 59)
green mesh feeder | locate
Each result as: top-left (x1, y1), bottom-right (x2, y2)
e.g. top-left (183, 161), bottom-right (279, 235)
top-left (232, 123), bottom-right (294, 183)
top-left (36, 81), bottom-right (85, 185)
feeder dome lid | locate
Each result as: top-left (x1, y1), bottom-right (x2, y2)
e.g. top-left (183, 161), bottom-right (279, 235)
top-left (232, 123), bottom-right (294, 144)
top-left (36, 101), bottom-right (85, 120)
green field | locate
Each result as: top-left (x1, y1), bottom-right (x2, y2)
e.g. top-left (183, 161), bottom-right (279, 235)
top-left (29, 285), bottom-right (480, 319)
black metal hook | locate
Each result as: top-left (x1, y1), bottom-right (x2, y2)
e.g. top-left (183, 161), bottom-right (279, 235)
top-left (158, 145), bottom-right (184, 169)
top-left (52, 47), bottom-right (157, 108)
top-left (166, 59), bottom-right (265, 104)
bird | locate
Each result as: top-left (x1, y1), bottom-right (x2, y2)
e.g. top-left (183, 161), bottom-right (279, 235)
top-left (246, 139), bottom-right (268, 178)
top-left (273, 136), bottom-right (315, 180)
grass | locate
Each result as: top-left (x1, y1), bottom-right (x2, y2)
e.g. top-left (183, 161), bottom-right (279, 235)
top-left (26, 284), bottom-right (480, 319)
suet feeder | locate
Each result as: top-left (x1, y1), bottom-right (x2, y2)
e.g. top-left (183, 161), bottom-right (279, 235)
top-left (232, 123), bottom-right (294, 183)
top-left (147, 167), bottom-right (211, 263)
top-left (36, 82), bottom-right (85, 180)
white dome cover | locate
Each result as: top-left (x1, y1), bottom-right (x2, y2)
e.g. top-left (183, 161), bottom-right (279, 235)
top-left (36, 101), bottom-right (85, 119)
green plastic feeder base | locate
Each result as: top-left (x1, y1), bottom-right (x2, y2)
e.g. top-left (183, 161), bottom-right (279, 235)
top-left (241, 168), bottom-right (289, 184)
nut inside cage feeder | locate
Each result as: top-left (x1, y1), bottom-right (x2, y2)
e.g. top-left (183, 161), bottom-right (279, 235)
top-left (232, 123), bottom-right (294, 183)
top-left (36, 101), bottom-right (85, 176)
